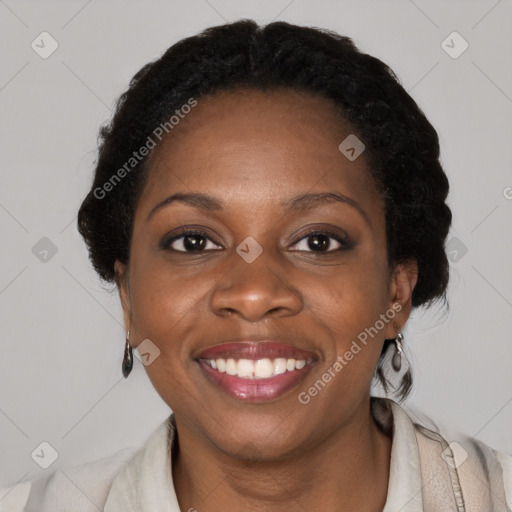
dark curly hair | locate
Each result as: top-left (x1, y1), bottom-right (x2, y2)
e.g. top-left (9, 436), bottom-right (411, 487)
top-left (77, 19), bottom-right (452, 401)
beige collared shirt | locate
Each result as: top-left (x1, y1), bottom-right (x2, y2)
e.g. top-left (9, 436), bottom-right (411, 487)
top-left (4, 397), bottom-right (511, 511)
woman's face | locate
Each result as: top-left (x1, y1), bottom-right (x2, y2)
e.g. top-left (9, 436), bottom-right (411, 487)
top-left (116, 88), bottom-right (416, 458)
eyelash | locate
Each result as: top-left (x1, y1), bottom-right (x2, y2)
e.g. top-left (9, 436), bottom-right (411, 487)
top-left (161, 228), bottom-right (353, 253)
top-left (293, 229), bottom-right (353, 252)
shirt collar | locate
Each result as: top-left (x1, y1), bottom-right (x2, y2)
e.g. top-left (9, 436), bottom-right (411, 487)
top-left (104, 414), bottom-right (181, 511)
top-left (372, 397), bottom-right (424, 512)
top-left (104, 397), bottom-right (424, 511)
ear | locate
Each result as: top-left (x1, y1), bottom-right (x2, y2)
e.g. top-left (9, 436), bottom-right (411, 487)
top-left (114, 259), bottom-right (132, 331)
top-left (384, 259), bottom-right (418, 339)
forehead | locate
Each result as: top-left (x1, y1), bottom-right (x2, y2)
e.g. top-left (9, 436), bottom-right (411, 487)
top-left (140, 88), bottom-right (382, 216)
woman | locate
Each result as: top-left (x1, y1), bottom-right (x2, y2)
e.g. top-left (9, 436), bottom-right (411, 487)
top-left (14, 19), bottom-right (512, 511)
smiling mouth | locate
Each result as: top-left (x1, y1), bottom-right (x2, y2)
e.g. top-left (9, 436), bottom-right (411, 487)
top-left (199, 356), bottom-right (311, 379)
top-left (195, 341), bottom-right (318, 402)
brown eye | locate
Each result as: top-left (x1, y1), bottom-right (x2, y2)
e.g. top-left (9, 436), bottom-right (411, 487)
top-left (162, 230), bottom-right (222, 252)
top-left (289, 230), bottom-right (352, 253)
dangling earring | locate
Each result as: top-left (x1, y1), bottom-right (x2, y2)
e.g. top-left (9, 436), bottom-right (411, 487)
top-left (122, 330), bottom-right (133, 378)
top-left (391, 323), bottom-right (403, 372)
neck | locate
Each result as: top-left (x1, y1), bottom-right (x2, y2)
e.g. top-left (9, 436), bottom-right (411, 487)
top-left (172, 399), bottom-right (392, 512)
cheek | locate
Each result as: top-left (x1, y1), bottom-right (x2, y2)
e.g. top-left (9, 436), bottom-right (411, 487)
top-left (306, 285), bottom-right (387, 405)
top-left (128, 262), bottom-right (202, 402)
top-left (304, 253), bottom-right (390, 378)
top-left (312, 283), bottom-right (386, 369)
top-left (310, 257), bottom-right (389, 328)
top-left (127, 252), bottom-right (234, 382)
top-left (127, 253), bottom-right (203, 351)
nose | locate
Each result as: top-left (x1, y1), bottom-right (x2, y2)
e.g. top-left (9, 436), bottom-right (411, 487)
top-left (210, 249), bottom-right (303, 322)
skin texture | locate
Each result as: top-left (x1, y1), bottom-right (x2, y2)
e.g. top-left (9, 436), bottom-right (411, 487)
top-left (115, 89), bottom-right (418, 512)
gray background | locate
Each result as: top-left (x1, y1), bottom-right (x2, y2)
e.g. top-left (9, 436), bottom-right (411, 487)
top-left (1, 0), bottom-right (511, 492)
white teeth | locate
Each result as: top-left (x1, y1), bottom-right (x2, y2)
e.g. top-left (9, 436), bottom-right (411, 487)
top-left (254, 358), bottom-right (274, 378)
top-left (274, 358), bottom-right (287, 375)
top-left (237, 359), bottom-right (255, 378)
top-left (225, 358), bottom-right (237, 375)
top-left (205, 357), bottom-right (309, 379)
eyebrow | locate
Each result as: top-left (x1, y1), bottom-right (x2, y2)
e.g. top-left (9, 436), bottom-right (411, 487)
top-left (281, 192), bottom-right (370, 225)
top-left (146, 193), bottom-right (223, 221)
top-left (146, 191), bottom-right (370, 225)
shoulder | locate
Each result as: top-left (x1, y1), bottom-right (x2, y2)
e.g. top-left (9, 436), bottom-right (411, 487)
top-left (4, 415), bottom-right (174, 512)
top-left (0, 481), bottom-right (32, 512)
top-left (375, 397), bottom-right (512, 510)
top-left (7, 446), bottom-right (137, 512)
top-left (495, 449), bottom-right (512, 510)
top-left (408, 405), bottom-right (512, 510)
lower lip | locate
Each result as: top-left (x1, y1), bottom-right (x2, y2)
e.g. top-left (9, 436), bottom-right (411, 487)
top-left (197, 360), bottom-right (314, 402)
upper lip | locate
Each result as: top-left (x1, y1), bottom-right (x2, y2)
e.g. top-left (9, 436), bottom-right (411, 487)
top-left (195, 340), bottom-right (318, 361)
